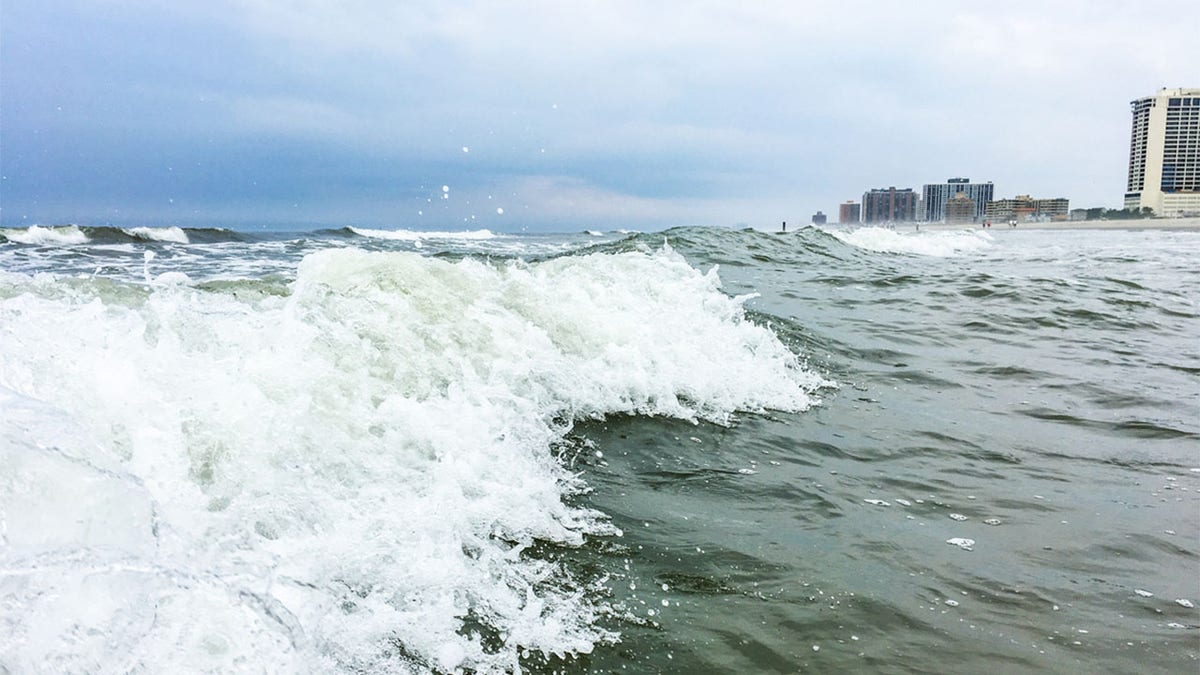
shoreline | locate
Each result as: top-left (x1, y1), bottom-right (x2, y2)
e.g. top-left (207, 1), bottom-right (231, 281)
top-left (863, 217), bottom-right (1200, 232)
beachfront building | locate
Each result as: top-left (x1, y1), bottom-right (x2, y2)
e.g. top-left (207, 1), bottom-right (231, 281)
top-left (811, 211), bottom-right (827, 225)
top-left (985, 195), bottom-right (1070, 222)
top-left (1125, 88), bottom-right (1200, 217)
top-left (922, 177), bottom-right (994, 223)
top-left (862, 187), bottom-right (917, 223)
top-left (944, 192), bottom-right (977, 224)
top-left (839, 201), bottom-right (861, 225)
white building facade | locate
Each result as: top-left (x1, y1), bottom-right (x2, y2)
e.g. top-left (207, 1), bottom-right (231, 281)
top-left (1125, 88), bottom-right (1200, 217)
top-left (921, 178), bottom-right (994, 223)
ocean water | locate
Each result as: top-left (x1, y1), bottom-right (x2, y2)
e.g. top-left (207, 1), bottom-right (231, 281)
top-left (1, 224), bottom-right (1197, 673)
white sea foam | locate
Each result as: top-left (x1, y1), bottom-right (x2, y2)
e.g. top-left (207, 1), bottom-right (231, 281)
top-left (1, 225), bottom-right (90, 245)
top-left (124, 226), bottom-right (190, 243)
top-left (832, 227), bottom-right (993, 257)
top-left (349, 226), bottom-right (497, 241)
top-left (0, 245), bottom-right (827, 671)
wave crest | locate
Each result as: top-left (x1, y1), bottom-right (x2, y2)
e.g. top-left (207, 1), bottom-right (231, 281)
top-left (831, 227), bottom-right (994, 256)
top-left (0, 245), bottom-right (828, 672)
top-left (348, 227), bottom-right (497, 241)
top-left (124, 226), bottom-right (190, 243)
top-left (1, 225), bottom-right (90, 245)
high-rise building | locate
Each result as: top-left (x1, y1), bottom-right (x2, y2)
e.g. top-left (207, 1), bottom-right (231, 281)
top-left (1125, 88), bottom-right (1200, 217)
top-left (839, 201), bottom-right (861, 225)
top-left (862, 187), bottom-right (917, 223)
top-left (922, 178), bottom-right (994, 222)
top-left (811, 211), bottom-right (827, 225)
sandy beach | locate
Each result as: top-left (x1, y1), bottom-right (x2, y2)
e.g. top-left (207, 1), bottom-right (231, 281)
top-left (906, 217), bottom-right (1200, 232)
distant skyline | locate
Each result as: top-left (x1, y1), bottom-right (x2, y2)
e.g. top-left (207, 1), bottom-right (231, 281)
top-left (2, 1), bottom-right (1198, 231)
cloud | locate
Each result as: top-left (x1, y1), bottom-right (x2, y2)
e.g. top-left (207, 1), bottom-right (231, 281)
top-left (2, 0), bottom-right (1198, 227)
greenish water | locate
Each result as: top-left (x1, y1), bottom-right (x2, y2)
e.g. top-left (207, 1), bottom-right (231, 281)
top-left (1, 224), bottom-right (1196, 673)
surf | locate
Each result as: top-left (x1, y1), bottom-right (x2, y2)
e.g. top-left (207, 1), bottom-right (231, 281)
top-left (0, 243), bottom-right (828, 672)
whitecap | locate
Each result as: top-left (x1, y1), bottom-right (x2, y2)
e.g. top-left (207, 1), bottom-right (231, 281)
top-left (832, 227), bottom-right (993, 257)
top-left (0, 243), bottom-right (832, 672)
top-left (2, 225), bottom-right (90, 245)
top-left (125, 226), bottom-right (190, 244)
top-left (348, 227), bottom-right (496, 241)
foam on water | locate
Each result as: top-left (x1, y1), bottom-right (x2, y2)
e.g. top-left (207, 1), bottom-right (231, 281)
top-left (0, 245), bottom-right (827, 671)
top-left (832, 227), bottom-right (993, 257)
top-left (349, 227), bottom-right (497, 241)
top-left (1, 225), bottom-right (90, 245)
top-left (124, 226), bottom-right (190, 244)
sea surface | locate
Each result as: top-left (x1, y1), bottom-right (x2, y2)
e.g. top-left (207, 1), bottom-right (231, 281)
top-left (1, 223), bottom-right (1197, 674)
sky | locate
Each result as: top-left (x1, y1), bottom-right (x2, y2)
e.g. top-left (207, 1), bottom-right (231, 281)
top-left (2, 0), bottom-right (1198, 231)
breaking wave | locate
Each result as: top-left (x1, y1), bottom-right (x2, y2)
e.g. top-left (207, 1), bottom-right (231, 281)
top-left (0, 225), bottom-right (249, 245)
top-left (830, 227), bottom-right (994, 257)
top-left (0, 244), bottom-right (828, 672)
top-left (347, 227), bottom-right (498, 241)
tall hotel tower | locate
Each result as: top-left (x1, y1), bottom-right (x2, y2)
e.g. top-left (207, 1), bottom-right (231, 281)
top-left (922, 178), bottom-right (994, 223)
top-left (1125, 88), bottom-right (1200, 217)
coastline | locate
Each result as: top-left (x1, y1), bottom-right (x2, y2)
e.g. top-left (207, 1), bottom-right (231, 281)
top-left (897, 217), bottom-right (1200, 232)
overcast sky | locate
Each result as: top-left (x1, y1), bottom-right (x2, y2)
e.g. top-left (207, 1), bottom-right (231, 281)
top-left (2, 0), bottom-right (1197, 231)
